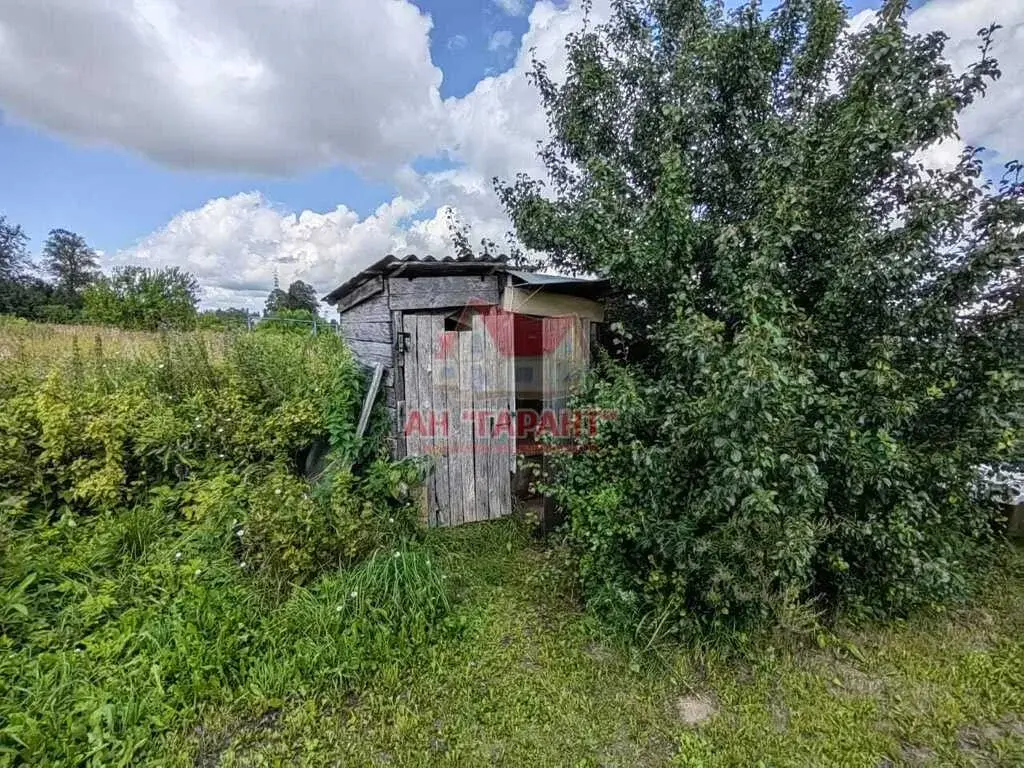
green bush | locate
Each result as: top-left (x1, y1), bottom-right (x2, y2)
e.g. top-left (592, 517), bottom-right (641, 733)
top-left (82, 266), bottom-right (199, 331)
top-left (0, 325), bottom-right (445, 765)
top-left (515, 2), bottom-right (1023, 637)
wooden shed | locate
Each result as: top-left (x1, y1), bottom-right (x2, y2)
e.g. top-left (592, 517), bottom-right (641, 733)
top-left (324, 254), bottom-right (608, 527)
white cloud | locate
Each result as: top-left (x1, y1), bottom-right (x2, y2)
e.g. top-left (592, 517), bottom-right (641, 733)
top-left (109, 0), bottom-right (600, 308)
top-left (917, 136), bottom-right (968, 172)
top-left (447, 33), bottom-right (469, 51)
top-left (488, 30), bottom-right (515, 51)
top-left (0, 0), bottom-right (444, 174)
top-left (493, 0), bottom-right (529, 17)
top-left (106, 192), bottom-right (463, 309)
top-left (10, 0), bottom-right (1022, 310)
top-left (443, 1), bottom-right (602, 188)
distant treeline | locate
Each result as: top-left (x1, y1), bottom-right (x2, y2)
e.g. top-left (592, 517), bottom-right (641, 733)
top-left (0, 214), bottom-right (324, 331)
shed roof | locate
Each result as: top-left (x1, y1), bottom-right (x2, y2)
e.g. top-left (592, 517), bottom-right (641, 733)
top-left (323, 254), bottom-right (609, 306)
top-left (322, 254), bottom-right (508, 305)
top-left (506, 269), bottom-right (610, 298)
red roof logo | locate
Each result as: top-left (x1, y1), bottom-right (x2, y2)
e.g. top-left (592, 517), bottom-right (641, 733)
top-left (437, 298), bottom-right (576, 359)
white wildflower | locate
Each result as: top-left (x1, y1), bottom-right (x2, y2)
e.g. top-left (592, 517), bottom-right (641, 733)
top-left (393, 551), bottom-right (401, 559)
top-left (274, 488), bottom-right (282, 496)
top-left (174, 551), bottom-right (182, 560)
top-left (335, 605), bottom-right (343, 612)
top-left (349, 590), bottom-right (358, 598)
top-left (236, 529), bottom-right (244, 538)
top-left (195, 569), bottom-right (202, 576)
top-left (388, 517), bottom-right (395, 524)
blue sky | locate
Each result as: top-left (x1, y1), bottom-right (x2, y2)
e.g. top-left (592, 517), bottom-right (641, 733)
top-left (0, 0), bottom-right (1017, 308)
top-left (0, 0), bottom-right (535, 255)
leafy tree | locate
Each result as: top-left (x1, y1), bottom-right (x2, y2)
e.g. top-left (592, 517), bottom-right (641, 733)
top-left (286, 280), bottom-right (319, 313)
top-left (446, 207), bottom-right (536, 269)
top-left (83, 266), bottom-right (200, 330)
top-left (257, 307), bottom-right (320, 334)
top-left (264, 287), bottom-right (289, 316)
top-left (42, 228), bottom-right (98, 302)
top-left (503, 0), bottom-right (1023, 631)
top-left (0, 215), bottom-right (29, 281)
top-left (198, 307), bottom-right (253, 331)
top-left (0, 276), bottom-right (60, 320)
top-left (265, 280), bottom-right (321, 316)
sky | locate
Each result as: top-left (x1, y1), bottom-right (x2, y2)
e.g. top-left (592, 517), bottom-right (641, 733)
top-left (0, 0), bottom-right (1021, 309)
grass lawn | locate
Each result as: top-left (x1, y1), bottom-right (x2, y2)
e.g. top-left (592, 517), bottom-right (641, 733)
top-left (171, 523), bottom-right (1024, 767)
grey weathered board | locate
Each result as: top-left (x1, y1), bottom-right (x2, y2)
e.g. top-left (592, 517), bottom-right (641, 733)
top-left (401, 310), bottom-right (513, 527)
top-left (542, 316), bottom-right (590, 441)
top-left (477, 312), bottom-right (513, 521)
top-left (458, 330), bottom-right (477, 524)
top-left (442, 330), bottom-right (464, 526)
top-left (340, 320), bottom-right (391, 344)
top-left (430, 323), bottom-right (452, 527)
top-left (337, 275), bottom-right (384, 313)
top-left (387, 274), bottom-right (500, 312)
top-left (340, 296), bottom-right (391, 323)
top-left (346, 339), bottom-right (392, 367)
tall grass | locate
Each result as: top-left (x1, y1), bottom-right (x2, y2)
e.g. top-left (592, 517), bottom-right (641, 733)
top-left (0, 315), bottom-right (226, 367)
top-left (0, 320), bottom-right (445, 766)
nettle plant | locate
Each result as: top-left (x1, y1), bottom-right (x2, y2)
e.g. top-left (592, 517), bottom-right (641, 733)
top-left (505, 0), bottom-right (1023, 633)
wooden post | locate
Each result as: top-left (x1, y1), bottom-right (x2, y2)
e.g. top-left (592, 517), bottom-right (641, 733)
top-left (1009, 503), bottom-right (1024, 538)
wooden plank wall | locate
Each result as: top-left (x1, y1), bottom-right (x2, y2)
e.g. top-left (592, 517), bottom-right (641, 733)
top-left (338, 273), bottom-right (501, 460)
top-left (388, 274), bottom-right (499, 311)
top-left (400, 310), bottom-right (513, 526)
top-left (542, 316), bottom-right (590, 439)
top-left (338, 291), bottom-right (397, 448)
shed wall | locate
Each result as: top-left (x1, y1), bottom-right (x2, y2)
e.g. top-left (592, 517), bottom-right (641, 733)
top-left (338, 273), bottom-right (502, 458)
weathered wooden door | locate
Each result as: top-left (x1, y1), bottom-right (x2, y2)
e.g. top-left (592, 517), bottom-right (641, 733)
top-left (401, 311), bottom-right (514, 526)
top-left (542, 316), bottom-right (591, 434)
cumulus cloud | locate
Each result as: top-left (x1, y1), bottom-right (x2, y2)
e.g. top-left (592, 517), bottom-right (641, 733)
top-left (447, 33), bottom-right (469, 51)
top-left (488, 30), bottom-right (515, 51)
top-left (106, 0), bottom-right (600, 308)
top-left (493, 0), bottom-right (529, 17)
top-left (105, 192), bottom-right (464, 308)
top-left (0, 0), bottom-right (444, 174)
top-left (8, 0), bottom-right (1022, 309)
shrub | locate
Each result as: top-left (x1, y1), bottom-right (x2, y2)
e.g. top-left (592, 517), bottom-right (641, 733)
top-left (514, 2), bottom-right (1023, 635)
top-left (0, 322), bottom-right (445, 765)
top-left (82, 266), bottom-right (199, 331)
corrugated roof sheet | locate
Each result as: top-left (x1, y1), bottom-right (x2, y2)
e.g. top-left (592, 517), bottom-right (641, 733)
top-left (323, 253), bottom-right (508, 304)
top-left (506, 270), bottom-right (604, 286)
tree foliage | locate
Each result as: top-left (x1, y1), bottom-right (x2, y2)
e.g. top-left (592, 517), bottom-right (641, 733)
top-left (0, 215), bottom-right (29, 282)
top-left (265, 280), bottom-right (320, 316)
top-left (82, 265), bottom-right (200, 330)
top-left (42, 228), bottom-right (98, 301)
top-left (287, 280), bottom-right (319, 313)
top-left (503, 0), bottom-right (1023, 631)
top-left (198, 307), bottom-right (254, 330)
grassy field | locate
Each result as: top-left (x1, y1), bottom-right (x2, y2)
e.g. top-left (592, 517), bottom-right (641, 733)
top-left (167, 521), bottom-right (1024, 768)
top-left (0, 316), bottom-right (226, 367)
top-left (2, 319), bottom-right (1021, 767)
